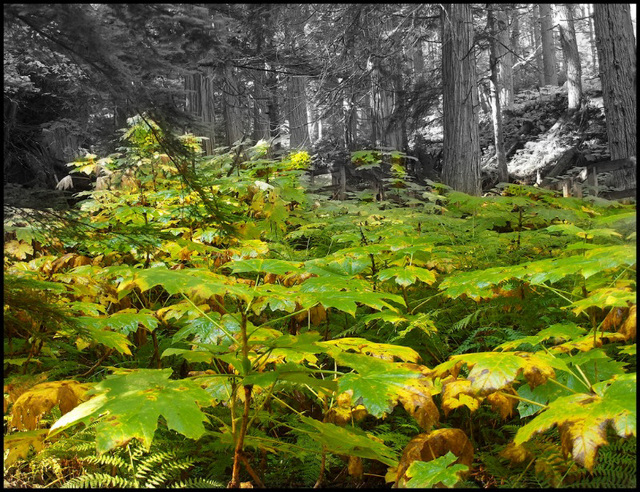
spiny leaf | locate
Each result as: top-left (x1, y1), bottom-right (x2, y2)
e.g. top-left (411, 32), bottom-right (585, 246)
top-left (377, 265), bottom-right (436, 287)
top-left (404, 452), bottom-right (468, 488)
top-left (433, 351), bottom-right (569, 395)
top-left (49, 369), bottom-right (211, 453)
top-left (298, 416), bottom-right (398, 467)
top-left (10, 381), bottom-right (91, 431)
top-left (334, 353), bottom-right (435, 420)
top-left (3, 430), bottom-right (48, 467)
top-left (514, 373), bottom-right (636, 471)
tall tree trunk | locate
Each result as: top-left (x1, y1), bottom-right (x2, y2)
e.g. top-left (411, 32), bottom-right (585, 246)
top-left (441, 4), bottom-right (481, 196)
top-left (253, 67), bottom-right (270, 142)
top-left (285, 5), bottom-right (310, 150)
top-left (494, 7), bottom-right (513, 111)
top-left (287, 75), bottom-right (310, 149)
top-left (412, 39), bottom-right (425, 84)
top-left (344, 89), bottom-right (358, 151)
top-left (184, 69), bottom-right (216, 155)
top-left (222, 61), bottom-right (244, 146)
top-left (593, 5), bottom-right (636, 165)
top-left (488, 5), bottom-right (508, 184)
top-left (556, 4), bottom-right (582, 112)
top-left (585, 4), bottom-right (598, 73)
top-left (507, 7), bottom-right (519, 103)
top-left (539, 4), bottom-right (559, 86)
top-left (531, 5), bottom-right (546, 87)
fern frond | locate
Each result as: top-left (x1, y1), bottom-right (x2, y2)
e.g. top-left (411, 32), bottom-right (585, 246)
top-left (170, 477), bottom-right (225, 488)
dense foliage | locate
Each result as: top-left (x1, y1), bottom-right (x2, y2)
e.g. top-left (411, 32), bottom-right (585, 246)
top-left (4, 118), bottom-right (636, 488)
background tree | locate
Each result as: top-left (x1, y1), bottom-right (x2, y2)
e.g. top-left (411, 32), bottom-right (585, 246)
top-left (593, 4), bottom-right (636, 189)
top-left (555, 4), bottom-right (582, 112)
top-left (487, 4), bottom-right (508, 183)
top-left (538, 4), bottom-right (558, 86)
top-left (441, 3), bottom-right (481, 196)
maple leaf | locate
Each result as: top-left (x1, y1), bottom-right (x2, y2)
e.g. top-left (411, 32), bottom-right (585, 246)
top-left (514, 374), bottom-right (636, 471)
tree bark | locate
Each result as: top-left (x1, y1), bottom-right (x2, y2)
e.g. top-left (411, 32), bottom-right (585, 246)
top-left (488, 5), bottom-right (508, 183)
top-left (287, 74), bottom-right (311, 149)
top-left (508, 7), bottom-right (519, 102)
top-left (585, 4), bottom-right (598, 73)
top-left (494, 7), bottom-right (513, 111)
top-left (556, 4), bottom-right (582, 112)
top-left (531, 5), bottom-right (546, 87)
top-left (539, 4), bottom-right (559, 86)
top-left (593, 4), bottom-right (637, 189)
top-left (441, 4), bottom-right (481, 196)
top-left (222, 61), bottom-right (244, 146)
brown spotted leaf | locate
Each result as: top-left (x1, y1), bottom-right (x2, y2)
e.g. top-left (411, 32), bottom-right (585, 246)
top-left (433, 351), bottom-right (562, 395)
top-left (49, 369), bottom-right (211, 453)
top-left (441, 377), bottom-right (482, 416)
top-left (10, 381), bottom-right (91, 431)
top-left (619, 305), bottom-right (636, 341)
top-left (514, 374), bottom-right (636, 471)
top-left (394, 428), bottom-right (473, 487)
top-left (3, 430), bottom-right (48, 466)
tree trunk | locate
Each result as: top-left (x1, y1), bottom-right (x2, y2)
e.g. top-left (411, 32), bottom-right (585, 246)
top-left (531, 5), bottom-right (546, 87)
top-left (539, 4), bottom-right (559, 86)
top-left (556, 4), bottom-right (582, 112)
top-left (593, 4), bottom-right (637, 189)
top-left (441, 4), bottom-right (481, 196)
top-left (184, 69), bottom-right (216, 155)
top-left (222, 61), bottom-right (244, 146)
top-left (253, 67), bottom-right (270, 142)
top-left (287, 74), bottom-right (310, 149)
top-left (585, 4), bottom-right (598, 73)
top-left (508, 7), bottom-right (519, 101)
top-left (495, 8), bottom-right (514, 110)
top-left (488, 5), bottom-right (508, 183)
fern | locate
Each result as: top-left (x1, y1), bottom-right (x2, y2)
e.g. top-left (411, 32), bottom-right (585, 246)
top-left (170, 477), bottom-right (225, 487)
top-left (566, 437), bottom-right (636, 489)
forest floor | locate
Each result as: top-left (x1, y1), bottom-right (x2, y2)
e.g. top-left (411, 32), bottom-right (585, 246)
top-left (3, 80), bottom-right (620, 212)
top-left (479, 79), bottom-right (613, 191)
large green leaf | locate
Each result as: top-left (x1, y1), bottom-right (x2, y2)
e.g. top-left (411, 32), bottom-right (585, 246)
top-left (377, 265), bottom-right (436, 287)
top-left (49, 369), bottom-right (211, 453)
top-left (433, 351), bottom-right (571, 395)
top-left (404, 451), bottom-right (468, 488)
top-left (230, 258), bottom-right (303, 275)
top-left (514, 373), bottom-right (636, 471)
top-left (298, 416), bottom-right (398, 467)
top-left (440, 246), bottom-right (636, 299)
top-left (335, 353), bottom-right (432, 418)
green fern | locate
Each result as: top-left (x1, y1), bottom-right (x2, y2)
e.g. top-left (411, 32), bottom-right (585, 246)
top-left (566, 437), bottom-right (636, 489)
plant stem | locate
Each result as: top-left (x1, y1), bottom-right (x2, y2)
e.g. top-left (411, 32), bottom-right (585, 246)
top-left (231, 311), bottom-right (254, 488)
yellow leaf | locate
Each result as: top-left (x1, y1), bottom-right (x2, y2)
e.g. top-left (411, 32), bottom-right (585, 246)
top-left (486, 389), bottom-right (517, 419)
top-left (4, 240), bottom-right (34, 260)
top-left (10, 381), bottom-right (91, 431)
top-left (442, 378), bottom-right (482, 416)
top-left (500, 442), bottom-right (532, 465)
top-left (559, 420), bottom-right (608, 471)
top-left (619, 305), bottom-right (636, 341)
top-left (3, 430), bottom-right (48, 467)
top-left (348, 456), bottom-right (364, 479)
top-left (395, 429), bottom-right (473, 487)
